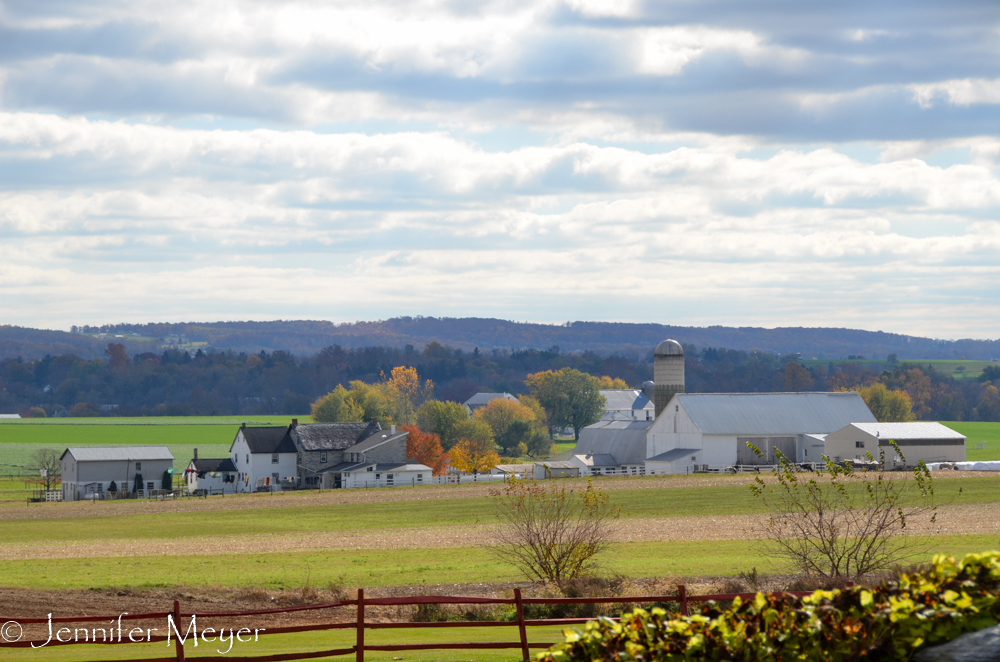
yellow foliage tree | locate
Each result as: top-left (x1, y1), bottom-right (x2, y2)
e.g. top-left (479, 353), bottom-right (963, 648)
top-left (848, 383), bottom-right (914, 422)
top-left (381, 366), bottom-right (433, 425)
top-left (598, 376), bottom-right (630, 389)
top-left (449, 437), bottom-right (500, 474)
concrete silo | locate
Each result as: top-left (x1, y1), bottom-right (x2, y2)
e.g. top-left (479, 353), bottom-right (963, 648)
top-left (653, 339), bottom-right (685, 417)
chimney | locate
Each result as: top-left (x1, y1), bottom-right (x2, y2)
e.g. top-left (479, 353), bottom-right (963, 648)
top-left (193, 448), bottom-right (198, 461)
top-left (391, 424), bottom-right (396, 434)
top-left (241, 422), bottom-right (246, 430)
top-left (291, 418), bottom-right (298, 426)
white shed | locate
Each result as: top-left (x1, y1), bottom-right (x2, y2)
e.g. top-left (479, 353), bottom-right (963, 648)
top-left (824, 422), bottom-right (966, 467)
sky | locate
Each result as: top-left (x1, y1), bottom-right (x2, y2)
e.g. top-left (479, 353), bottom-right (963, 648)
top-left (1, 1), bottom-right (999, 339)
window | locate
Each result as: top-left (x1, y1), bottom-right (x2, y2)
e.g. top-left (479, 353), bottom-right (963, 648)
top-left (146, 482), bottom-right (154, 491)
top-left (375, 473), bottom-right (381, 479)
top-left (272, 472), bottom-right (279, 480)
top-left (320, 452), bottom-right (327, 463)
top-left (675, 405), bottom-right (679, 412)
top-left (135, 462), bottom-right (142, 471)
top-left (246, 454), bottom-right (249, 464)
top-left (855, 441), bottom-right (865, 448)
top-left (691, 456), bottom-right (696, 462)
top-left (367, 466), bottom-right (373, 472)
top-left (272, 454), bottom-right (279, 464)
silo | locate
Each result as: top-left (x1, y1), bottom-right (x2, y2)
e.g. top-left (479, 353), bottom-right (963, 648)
top-left (653, 339), bottom-right (685, 417)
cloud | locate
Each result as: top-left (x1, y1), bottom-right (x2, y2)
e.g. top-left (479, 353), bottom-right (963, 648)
top-left (0, 1), bottom-right (997, 338)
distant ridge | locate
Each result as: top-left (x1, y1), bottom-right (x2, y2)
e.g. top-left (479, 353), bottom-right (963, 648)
top-left (2, 318), bottom-right (998, 361)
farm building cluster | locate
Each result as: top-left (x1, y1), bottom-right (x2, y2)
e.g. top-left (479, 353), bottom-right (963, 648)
top-left (56, 338), bottom-right (970, 500)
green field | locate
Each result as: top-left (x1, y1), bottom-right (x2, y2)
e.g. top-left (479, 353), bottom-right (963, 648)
top-left (941, 421), bottom-right (1000, 461)
top-left (0, 415), bottom-right (309, 426)
top-left (801, 358), bottom-right (1000, 380)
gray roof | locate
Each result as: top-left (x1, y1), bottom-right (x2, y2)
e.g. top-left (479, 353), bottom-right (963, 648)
top-left (572, 453), bottom-right (618, 467)
top-left (291, 421), bottom-right (381, 451)
top-left (238, 426), bottom-right (297, 454)
top-left (847, 422), bottom-right (966, 440)
top-left (62, 446), bottom-right (174, 462)
top-left (464, 392), bottom-right (518, 408)
top-left (647, 448), bottom-right (701, 463)
top-left (677, 393), bottom-right (876, 435)
top-left (655, 339), bottom-right (684, 356)
top-left (350, 429), bottom-right (407, 453)
top-left (191, 457), bottom-right (237, 472)
top-left (572, 420), bottom-right (652, 465)
top-left (600, 390), bottom-right (653, 411)
top-left (374, 462), bottom-right (432, 472)
top-left (494, 464), bottom-right (535, 472)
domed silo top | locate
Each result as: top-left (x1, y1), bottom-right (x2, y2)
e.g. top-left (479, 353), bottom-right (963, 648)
top-left (655, 339), bottom-right (684, 356)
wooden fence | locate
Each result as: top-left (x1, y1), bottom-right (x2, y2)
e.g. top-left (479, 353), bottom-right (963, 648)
top-left (0, 586), bottom-right (820, 662)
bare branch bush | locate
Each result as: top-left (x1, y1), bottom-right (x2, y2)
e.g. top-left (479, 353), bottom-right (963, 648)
top-left (488, 477), bottom-right (621, 584)
top-left (748, 441), bottom-right (935, 579)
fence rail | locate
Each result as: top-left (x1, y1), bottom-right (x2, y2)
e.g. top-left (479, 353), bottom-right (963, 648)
top-left (0, 586), bottom-right (821, 662)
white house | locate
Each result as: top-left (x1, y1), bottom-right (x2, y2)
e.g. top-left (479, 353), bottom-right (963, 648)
top-left (61, 446), bottom-right (174, 501)
top-left (571, 392), bottom-right (877, 475)
top-left (824, 422), bottom-right (966, 467)
top-left (600, 390), bottom-right (654, 422)
top-left (230, 424), bottom-right (298, 493)
top-left (185, 449), bottom-right (238, 494)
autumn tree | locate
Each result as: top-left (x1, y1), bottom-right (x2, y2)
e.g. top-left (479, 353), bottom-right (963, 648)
top-left (881, 367), bottom-right (933, 419)
top-left (850, 383), bottom-right (915, 422)
top-left (416, 400), bottom-right (469, 450)
top-left (526, 369), bottom-right (605, 440)
top-left (381, 366), bottom-right (433, 425)
top-left (474, 398), bottom-right (544, 457)
top-left (597, 376), bottom-right (630, 389)
top-left (105, 343), bottom-right (129, 371)
top-left (400, 424), bottom-right (449, 475)
top-left (973, 384), bottom-right (1000, 421)
top-left (783, 362), bottom-right (813, 391)
top-left (449, 437), bottom-right (500, 474)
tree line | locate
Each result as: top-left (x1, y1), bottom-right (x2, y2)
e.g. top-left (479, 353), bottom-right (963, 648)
top-left (1, 341), bottom-right (998, 423)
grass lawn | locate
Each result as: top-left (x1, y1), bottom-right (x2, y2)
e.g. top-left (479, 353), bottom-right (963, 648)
top-left (800, 359), bottom-right (1000, 380)
top-left (940, 421), bottom-right (1000, 461)
top-left (3, 534), bottom-right (998, 591)
top-left (0, 624), bottom-right (571, 662)
top-left (1, 475), bottom-right (995, 544)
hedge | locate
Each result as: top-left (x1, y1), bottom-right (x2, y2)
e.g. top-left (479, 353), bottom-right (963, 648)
top-left (537, 551), bottom-right (1000, 661)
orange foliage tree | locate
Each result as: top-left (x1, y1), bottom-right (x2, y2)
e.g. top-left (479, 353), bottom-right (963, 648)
top-left (400, 424), bottom-right (449, 476)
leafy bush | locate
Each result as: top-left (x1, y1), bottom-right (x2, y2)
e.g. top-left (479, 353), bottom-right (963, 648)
top-left (537, 551), bottom-right (1000, 662)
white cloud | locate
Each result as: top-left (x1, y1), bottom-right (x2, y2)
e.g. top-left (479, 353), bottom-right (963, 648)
top-left (910, 78), bottom-right (1000, 108)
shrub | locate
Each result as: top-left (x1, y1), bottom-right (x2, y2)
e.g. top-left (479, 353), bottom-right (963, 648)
top-left (537, 551), bottom-right (1000, 662)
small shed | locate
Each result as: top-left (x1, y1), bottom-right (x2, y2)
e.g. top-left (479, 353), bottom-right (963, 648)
top-left (825, 422), bottom-right (966, 467)
top-left (185, 452), bottom-right (238, 494)
top-left (534, 461), bottom-right (580, 479)
top-left (61, 446), bottom-right (175, 501)
top-left (491, 463), bottom-right (535, 478)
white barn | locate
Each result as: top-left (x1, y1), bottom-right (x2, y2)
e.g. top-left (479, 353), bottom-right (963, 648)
top-left (825, 422), bottom-right (966, 467)
top-left (600, 390), bottom-right (654, 422)
top-left (61, 446), bottom-right (174, 501)
top-left (571, 392), bottom-right (877, 475)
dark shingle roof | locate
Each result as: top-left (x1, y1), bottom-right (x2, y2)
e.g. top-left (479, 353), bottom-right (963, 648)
top-left (291, 421), bottom-right (382, 451)
top-left (238, 426), bottom-right (297, 454)
top-left (192, 458), bottom-right (237, 472)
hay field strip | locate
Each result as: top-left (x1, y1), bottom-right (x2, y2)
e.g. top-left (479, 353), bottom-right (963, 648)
top-left (0, 476), bottom-right (997, 590)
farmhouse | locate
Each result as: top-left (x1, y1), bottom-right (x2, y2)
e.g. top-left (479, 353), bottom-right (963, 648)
top-left (824, 422), bottom-right (966, 467)
top-left (61, 446), bottom-right (174, 501)
top-left (463, 392), bottom-right (518, 415)
top-left (230, 425), bottom-right (298, 493)
top-left (600, 389), bottom-right (654, 422)
top-left (290, 419), bottom-right (429, 488)
top-left (185, 449), bottom-right (238, 494)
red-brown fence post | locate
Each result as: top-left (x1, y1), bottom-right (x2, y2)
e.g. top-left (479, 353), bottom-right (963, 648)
top-left (355, 589), bottom-right (365, 662)
top-left (678, 584), bottom-right (688, 616)
top-left (514, 588), bottom-right (530, 661)
top-left (173, 599), bottom-right (185, 662)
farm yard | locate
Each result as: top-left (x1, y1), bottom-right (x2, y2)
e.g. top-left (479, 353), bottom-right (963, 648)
top-left (2, 417), bottom-right (1000, 660)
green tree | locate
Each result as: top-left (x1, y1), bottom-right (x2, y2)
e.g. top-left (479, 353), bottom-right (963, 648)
top-left (310, 386), bottom-right (345, 422)
top-left (452, 417), bottom-right (495, 447)
top-left (526, 369), bottom-right (606, 440)
top-left (133, 473), bottom-right (144, 493)
top-left (851, 383), bottom-right (914, 422)
top-left (474, 398), bottom-right (541, 457)
top-left (416, 400), bottom-right (469, 450)
top-left (162, 470), bottom-right (173, 491)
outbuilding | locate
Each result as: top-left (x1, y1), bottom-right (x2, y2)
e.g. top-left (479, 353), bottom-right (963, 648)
top-left (185, 450), bottom-right (238, 494)
top-left (61, 446), bottom-right (174, 501)
top-left (824, 422), bottom-right (966, 467)
top-left (534, 461), bottom-right (580, 479)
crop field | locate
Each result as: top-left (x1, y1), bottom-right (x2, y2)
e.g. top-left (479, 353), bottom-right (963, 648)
top-left (800, 358), bottom-right (1000, 380)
